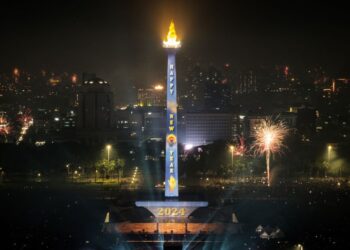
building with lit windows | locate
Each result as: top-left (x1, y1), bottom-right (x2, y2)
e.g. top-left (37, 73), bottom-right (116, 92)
top-left (182, 112), bottom-right (241, 147)
top-left (137, 85), bottom-right (165, 107)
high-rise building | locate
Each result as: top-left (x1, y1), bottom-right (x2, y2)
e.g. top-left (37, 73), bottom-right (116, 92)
top-left (143, 107), bottom-right (166, 140)
top-left (182, 112), bottom-right (239, 147)
top-left (237, 69), bottom-right (257, 94)
top-left (77, 75), bottom-right (115, 144)
top-left (296, 106), bottom-right (316, 142)
top-left (114, 107), bottom-right (143, 141)
top-left (204, 66), bottom-right (231, 111)
top-left (181, 64), bottom-right (205, 111)
top-left (181, 64), bottom-right (232, 112)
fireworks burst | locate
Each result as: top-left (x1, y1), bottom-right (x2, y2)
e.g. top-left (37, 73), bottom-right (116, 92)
top-left (252, 119), bottom-right (288, 186)
top-left (16, 110), bottom-right (33, 145)
top-left (0, 113), bottom-right (11, 142)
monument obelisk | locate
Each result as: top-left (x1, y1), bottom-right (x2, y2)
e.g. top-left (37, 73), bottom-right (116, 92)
top-left (163, 20), bottom-right (181, 198)
top-left (136, 21), bottom-right (207, 220)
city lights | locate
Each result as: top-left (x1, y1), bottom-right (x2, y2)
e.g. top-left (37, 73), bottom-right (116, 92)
top-left (71, 74), bottom-right (78, 84)
top-left (131, 166), bottom-right (138, 185)
top-left (0, 113), bottom-right (10, 142)
top-left (16, 112), bottom-right (33, 145)
top-left (184, 143), bottom-right (193, 150)
top-left (154, 84), bottom-right (164, 91)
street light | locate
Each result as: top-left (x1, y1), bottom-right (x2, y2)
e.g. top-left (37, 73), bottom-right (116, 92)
top-left (229, 145), bottom-right (235, 170)
top-left (327, 144), bottom-right (341, 177)
top-left (324, 144), bottom-right (333, 178)
top-left (106, 144), bottom-right (111, 162)
top-left (66, 163), bottom-right (70, 176)
top-left (327, 145), bottom-right (332, 163)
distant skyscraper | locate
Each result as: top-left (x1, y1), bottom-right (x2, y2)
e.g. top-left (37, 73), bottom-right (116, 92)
top-left (182, 64), bottom-right (231, 111)
top-left (203, 66), bottom-right (231, 111)
top-left (181, 64), bottom-right (205, 111)
top-left (183, 113), bottom-right (236, 147)
top-left (238, 69), bottom-right (257, 94)
top-left (77, 75), bottom-right (114, 144)
top-left (142, 107), bottom-right (166, 139)
top-left (297, 106), bottom-right (316, 142)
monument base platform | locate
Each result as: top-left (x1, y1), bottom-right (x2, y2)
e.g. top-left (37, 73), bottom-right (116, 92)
top-left (135, 201), bottom-right (208, 221)
top-left (107, 222), bottom-right (241, 235)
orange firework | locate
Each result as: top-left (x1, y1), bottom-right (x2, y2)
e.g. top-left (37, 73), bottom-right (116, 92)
top-left (252, 119), bottom-right (288, 186)
top-left (0, 114), bottom-right (10, 142)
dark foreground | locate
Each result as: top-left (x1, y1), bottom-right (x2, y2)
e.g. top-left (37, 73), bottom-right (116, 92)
top-left (1, 180), bottom-right (350, 249)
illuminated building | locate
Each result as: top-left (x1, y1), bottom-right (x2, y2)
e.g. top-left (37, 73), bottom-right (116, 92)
top-left (49, 77), bottom-right (61, 86)
top-left (183, 112), bottom-right (240, 147)
top-left (181, 64), bottom-right (205, 111)
top-left (137, 84), bottom-right (165, 107)
top-left (238, 69), bottom-right (257, 94)
top-left (203, 66), bottom-right (231, 111)
top-left (115, 107), bottom-right (143, 141)
top-left (62, 110), bottom-right (76, 128)
top-left (143, 107), bottom-right (166, 140)
top-left (181, 64), bottom-right (231, 112)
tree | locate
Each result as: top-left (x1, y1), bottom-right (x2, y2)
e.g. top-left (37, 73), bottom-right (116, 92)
top-left (115, 158), bottom-right (125, 183)
top-left (96, 159), bottom-right (116, 179)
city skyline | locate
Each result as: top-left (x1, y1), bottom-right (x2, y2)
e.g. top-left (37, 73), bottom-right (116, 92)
top-left (1, 1), bottom-right (350, 249)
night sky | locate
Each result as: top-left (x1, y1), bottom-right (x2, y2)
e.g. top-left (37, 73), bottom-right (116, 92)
top-left (1, 0), bottom-right (350, 101)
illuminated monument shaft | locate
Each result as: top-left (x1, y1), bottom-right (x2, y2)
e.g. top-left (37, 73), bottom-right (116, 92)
top-left (135, 21), bottom-right (207, 220)
top-left (165, 50), bottom-right (178, 197)
top-left (163, 21), bottom-right (181, 198)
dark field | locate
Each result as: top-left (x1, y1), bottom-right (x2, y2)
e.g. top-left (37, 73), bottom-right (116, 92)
top-left (1, 181), bottom-right (350, 249)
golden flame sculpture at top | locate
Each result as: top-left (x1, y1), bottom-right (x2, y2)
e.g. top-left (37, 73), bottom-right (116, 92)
top-left (163, 20), bottom-right (181, 48)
